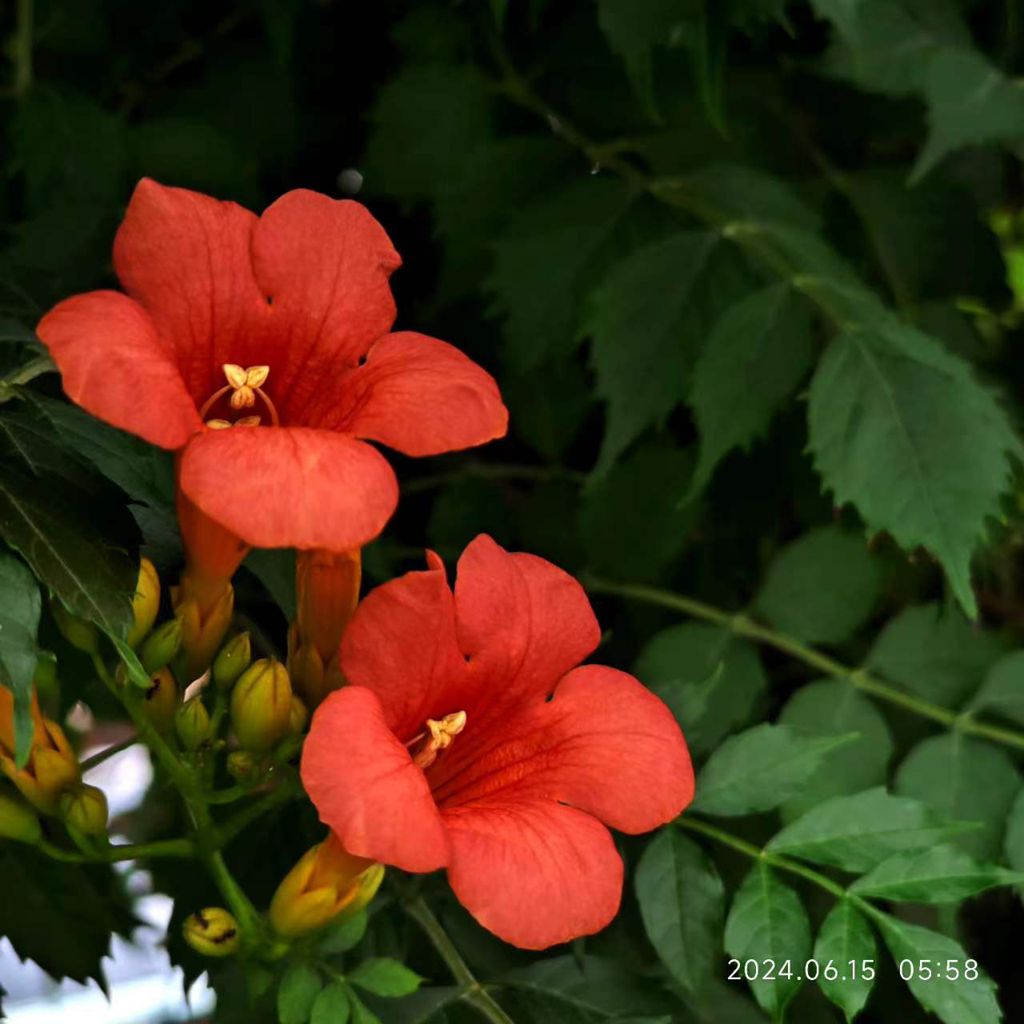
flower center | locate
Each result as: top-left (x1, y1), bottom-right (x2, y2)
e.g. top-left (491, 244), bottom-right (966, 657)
top-left (199, 364), bottom-right (280, 429)
top-left (407, 711), bottom-right (467, 770)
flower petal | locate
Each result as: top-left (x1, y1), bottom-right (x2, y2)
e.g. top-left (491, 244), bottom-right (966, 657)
top-left (113, 178), bottom-right (268, 403)
top-left (302, 687), bottom-right (448, 872)
top-left (429, 665), bottom-right (694, 833)
top-left (339, 554), bottom-right (473, 741)
top-left (307, 332), bottom-right (508, 455)
top-left (454, 535), bottom-right (601, 700)
top-left (251, 191), bottom-right (401, 420)
top-left (179, 427), bottom-right (398, 550)
top-left (36, 290), bottom-right (201, 449)
top-left (444, 798), bottom-right (622, 949)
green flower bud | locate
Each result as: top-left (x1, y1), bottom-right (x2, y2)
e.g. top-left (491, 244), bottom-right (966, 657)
top-left (226, 750), bottom-right (259, 784)
top-left (175, 697), bottom-right (211, 752)
top-left (61, 784), bottom-right (109, 838)
top-left (0, 790), bottom-right (42, 844)
top-left (127, 559), bottom-right (161, 648)
top-left (183, 907), bottom-right (240, 957)
top-left (141, 667), bottom-right (179, 732)
top-left (231, 659), bottom-right (292, 753)
top-left (140, 618), bottom-right (183, 674)
top-left (213, 632), bottom-right (251, 690)
top-left (51, 599), bottom-right (99, 654)
top-left (288, 695), bottom-right (308, 737)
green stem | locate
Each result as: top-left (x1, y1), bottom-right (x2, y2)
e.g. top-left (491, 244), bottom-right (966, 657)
top-left (587, 578), bottom-right (1024, 753)
top-left (80, 734), bottom-right (139, 773)
top-left (217, 780), bottom-right (299, 846)
top-left (38, 836), bottom-right (193, 863)
top-left (406, 897), bottom-right (516, 1024)
top-left (13, 0), bottom-right (33, 97)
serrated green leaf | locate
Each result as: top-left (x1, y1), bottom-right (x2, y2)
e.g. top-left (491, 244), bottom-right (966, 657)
top-left (895, 734), bottom-right (1021, 859)
top-left (756, 526), bottom-right (882, 644)
top-left (588, 231), bottom-right (718, 473)
top-left (724, 863), bottom-right (811, 1019)
top-left (692, 723), bottom-right (857, 817)
top-left (0, 554), bottom-right (40, 766)
top-left (635, 623), bottom-right (766, 757)
top-left (874, 913), bottom-right (1001, 1024)
top-left (580, 439), bottom-right (699, 578)
top-left (767, 787), bottom-right (972, 871)
top-left (311, 981), bottom-right (351, 1024)
top-left (278, 963), bottom-right (323, 1024)
top-left (970, 650), bottom-right (1024, 726)
top-left (349, 958), bottom-right (424, 998)
top-left (636, 829), bottom-right (724, 995)
top-left (813, 900), bottom-right (876, 1022)
top-left (851, 844), bottom-right (1024, 902)
top-left (807, 320), bottom-right (1020, 619)
top-left (778, 681), bottom-right (893, 817)
top-left (487, 178), bottom-right (637, 371)
top-left (318, 910), bottom-right (368, 955)
top-left (867, 603), bottom-right (1004, 707)
top-left (688, 283), bottom-right (814, 496)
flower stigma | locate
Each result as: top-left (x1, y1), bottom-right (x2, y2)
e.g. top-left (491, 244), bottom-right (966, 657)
top-left (408, 710), bottom-right (467, 770)
top-left (199, 364), bottom-right (279, 429)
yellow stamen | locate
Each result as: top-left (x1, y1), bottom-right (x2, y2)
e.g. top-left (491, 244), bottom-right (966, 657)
top-left (198, 364), bottom-right (280, 428)
top-left (206, 419), bottom-right (232, 430)
top-left (409, 711), bottom-right (467, 770)
top-left (235, 416), bottom-right (261, 427)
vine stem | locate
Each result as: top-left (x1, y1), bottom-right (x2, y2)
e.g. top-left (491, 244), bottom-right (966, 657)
top-left (38, 837), bottom-right (193, 863)
top-left (80, 734), bottom-right (139, 773)
top-left (405, 897), bottom-right (516, 1024)
top-left (586, 577), bottom-right (1024, 753)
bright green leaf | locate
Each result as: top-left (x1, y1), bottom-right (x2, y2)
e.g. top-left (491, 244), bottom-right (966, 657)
top-left (588, 231), bottom-right (718, 474)
top-left (874, 913), bottom-right (1000, 1024)
top-left (851, 844), bottom-right (1024, 902)
top-left (310, 981), bottom-right (350, 1024)
top-left (635, 624), bottom-right (766, 757)
top-left (692, 723), bottom-right (857, 817)
top-left (0, 554), bottom-right (40, 766)
top-left (813, 900), bottom-right (876, 1022)
top-left (778, 680), bottom-right (894, 817)
top-left (756, 526), bottom-right (882, 644)
top-left (807, 320), bottom-right (1021, 619)
top-left (895, 735), bottom-right (1021, 859)
top-left (724, 863), bottom-right (811, 1019)
top-left (635, 829), bottom-right (724, 996)
top-left (278, 963), bottom-right (323, 1024)
top-left (688, 283), bottom-right (814, 496)
top-left (348, 958), bottom-right (424, 998)
top-left (318, 911), bottom-right (368, 955)
top-left (768, 787), bottom-right (973, 871)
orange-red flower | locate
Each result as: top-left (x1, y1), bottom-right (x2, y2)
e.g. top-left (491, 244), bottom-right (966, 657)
top-left (301, 536), bottom-right (694, 950)
top-left (37, 178), bottom-right (508, 562)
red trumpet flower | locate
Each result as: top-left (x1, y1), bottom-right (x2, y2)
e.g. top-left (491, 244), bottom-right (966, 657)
top-left (301, 536), bottom-right (694, 950)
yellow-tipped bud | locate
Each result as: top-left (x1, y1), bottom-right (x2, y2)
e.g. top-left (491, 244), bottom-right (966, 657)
top-left (288, 695), bottom-right (308, 737)
top-left (287, 640), bottom-right (326, 710)
top-left (226, 749), bottom-right (260, 784)
top-left (0, 790), bottom-right (42, 844)
top-left (175, 697), bottom-right (211, 752)
top-left (127, 559), bottom-right (161, 648)
top-left (174, 584), bottom-right (234, 682)
top-left (140, 619), bottom-right (183, 674)
top-left (213, 632), bottom-right (251, 690)
top-left (51, 599), bottom-right (99, 654)
top-left (269, 833), bottom-right (383, 939)
top-left (141, 668), bottom-right (179, 732)
top-left (231, 659), bottom-right (292, 753)
top-left (183, 907), bottom-right (240, 957)
top-left (62, 783), bottom-right (109, 838)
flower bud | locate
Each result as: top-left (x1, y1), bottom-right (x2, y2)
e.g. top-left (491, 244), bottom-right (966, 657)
top-left (140, 619), bottom-right (183, 674)
top-left (226, 749), bottom-right (260, 784)
top-left (213, 632), bottom-right (251, 690)
top-left (51, 599), bottom-right (99, 654)
top-left (269, 833), bottom-right (383, 939)
top-left (0, 790), bottom-right (42, 844)
top-left (183, 907), bottom-right (240, 957)
top-left (174, 583), bottom-right (234, 682)
top-left (288, 695), bottom-right (308, 737)
top-left (141, 667), bottom-right (178, 733)
top-left (287, 640), bottom-right (325, 711)
top-left (231, 659), bottom-right (292, 753)
top-left (175, 697), bottom-right (211, 752)
top-left (62, 783), bottom-right (109, 838)
top-left (127, 559), bottom-right (161, 648)
top-left (33, 654), bottom-right (58, 702)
